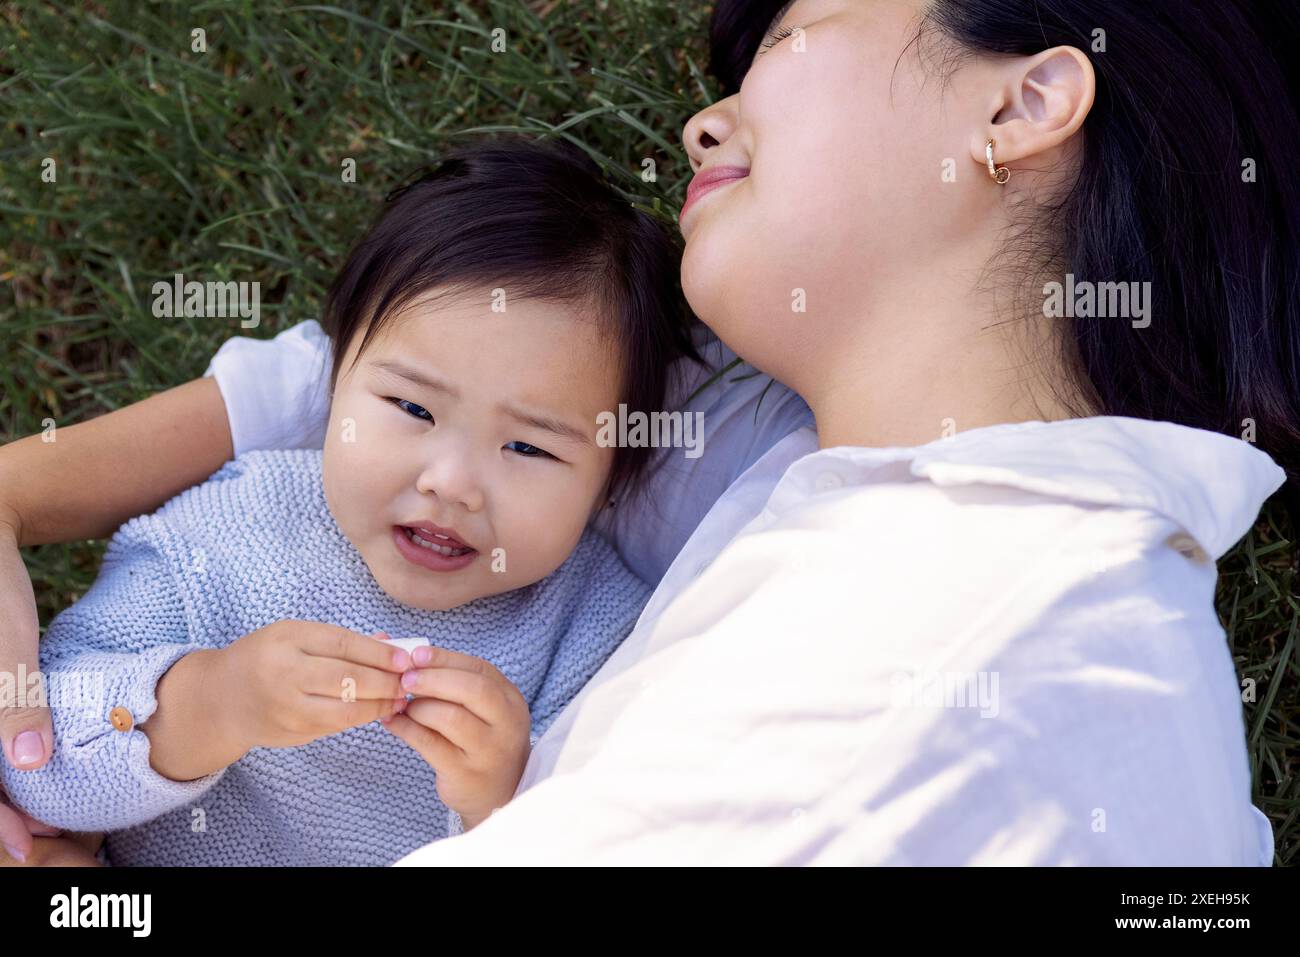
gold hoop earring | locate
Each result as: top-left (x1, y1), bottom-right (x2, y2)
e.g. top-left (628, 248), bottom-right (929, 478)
top-left (986, 139), bottom-right (1010, 184)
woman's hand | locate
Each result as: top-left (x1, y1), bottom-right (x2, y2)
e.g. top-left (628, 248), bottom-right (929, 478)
top-left (0, 798), bottom-right (63, 865)
top-left (0, 507), bottom-right (61, 863)
top-left (216, 620), bottom-right (413, 753)
top-left (381, 645), bottom-right (532, 830)
top-left (0, 830), bottom-right (104, 867)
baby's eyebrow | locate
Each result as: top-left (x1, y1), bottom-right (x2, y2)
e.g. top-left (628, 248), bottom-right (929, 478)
top-left (501, 403), bottom-right (594, 448)
top-left (373, 359), bottom-right (459, 398)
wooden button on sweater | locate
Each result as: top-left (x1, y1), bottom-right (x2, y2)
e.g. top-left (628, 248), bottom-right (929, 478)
top-left (109, 706), bottom-right (134, 732)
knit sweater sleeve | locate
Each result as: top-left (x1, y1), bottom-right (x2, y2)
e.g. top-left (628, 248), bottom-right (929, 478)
top-left (0, 515), bottom-right (228, 832)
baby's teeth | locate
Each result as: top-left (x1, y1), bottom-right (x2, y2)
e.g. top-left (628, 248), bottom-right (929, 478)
top-left (409, 529), bottom-right (469, 556)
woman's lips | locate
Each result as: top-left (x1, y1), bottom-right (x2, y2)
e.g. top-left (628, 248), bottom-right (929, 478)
top-left (392, 525), bottom-right (477, 572)
top-left (680, 166), bottom-right (749, 222)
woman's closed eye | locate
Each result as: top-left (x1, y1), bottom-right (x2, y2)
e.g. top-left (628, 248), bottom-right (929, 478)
top-left (388, 397), bottom-right (433, 422)
top-left (758, 25), bottom-right (796, 55)
top-left (504, 440), bottom-right (556, 460)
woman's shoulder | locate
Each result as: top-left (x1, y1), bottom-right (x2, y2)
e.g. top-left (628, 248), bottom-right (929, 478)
top-left (738, 418), bottom-right (1265, 664)
top-left (703, 470), bottom-right (1261, 862)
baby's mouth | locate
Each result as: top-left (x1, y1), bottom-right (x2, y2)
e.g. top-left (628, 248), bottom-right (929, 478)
top-left (400, 526), bottom-right (475, 557)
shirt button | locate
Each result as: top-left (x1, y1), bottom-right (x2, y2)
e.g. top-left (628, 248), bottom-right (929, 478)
top-left (814, 471), bottom-right (845, 493)
top-left (109, 706), bottom-right (134, 732)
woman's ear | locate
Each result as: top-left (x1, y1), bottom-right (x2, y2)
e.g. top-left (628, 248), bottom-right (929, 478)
top-left (969, 45), bottom-right (1095, 170)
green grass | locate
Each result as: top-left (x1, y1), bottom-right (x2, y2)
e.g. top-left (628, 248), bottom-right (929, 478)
top-left (2, 0), bottom-right (1296, 865)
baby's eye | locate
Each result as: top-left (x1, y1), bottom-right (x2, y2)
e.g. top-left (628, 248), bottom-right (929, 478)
top-left (389, 397), bottom-right (433, 422)
top-left (505, 440), bottom-right (554, 460)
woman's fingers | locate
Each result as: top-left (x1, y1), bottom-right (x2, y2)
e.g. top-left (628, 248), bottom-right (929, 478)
top-left (12, 806), bottom-right (60, 837)
top-left (0, 800), bottom-right (34, 863)
top-left (0, 833), bottom-right (103, 868)
top-left (0, 708), bottom-right (50, 771)
top-left (0, 521), bottom-right (54, 773)
top-left (0, 797), bottom-right (62, 864)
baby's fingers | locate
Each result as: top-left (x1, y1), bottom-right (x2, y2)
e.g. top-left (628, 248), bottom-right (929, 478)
top-left (299, 657), bottom-right (405, 703)
top-left (381, 713), bottom-right (462, 772)
top-left (400, 666), bottom-right (524, 729)
top-left (299, 624), bottom-right (411, 673)
top-left (398, 697), bottom-right (487, 754)
top-left (303, 694), bottom-right (405, 737)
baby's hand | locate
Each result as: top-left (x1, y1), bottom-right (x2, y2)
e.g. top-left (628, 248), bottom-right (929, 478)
top-left (381, 645), bottom-right (531, 830)
top-left (216, 621), bottom-right (412, 753)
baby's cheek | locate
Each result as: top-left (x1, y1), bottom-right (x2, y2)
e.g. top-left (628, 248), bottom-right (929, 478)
top-left (320, 446), bottom-right (348, 526)
top-left (493, 513), bottom-right (585, 590)
top-left (321, 422), bottom-right (385, 551)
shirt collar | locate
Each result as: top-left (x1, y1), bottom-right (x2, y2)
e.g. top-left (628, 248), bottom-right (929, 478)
top-left (790, 416), bottom-right (1286, 560)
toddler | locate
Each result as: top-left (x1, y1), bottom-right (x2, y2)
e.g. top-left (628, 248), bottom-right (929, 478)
top-left (0, 138), bottom-right (698, 865)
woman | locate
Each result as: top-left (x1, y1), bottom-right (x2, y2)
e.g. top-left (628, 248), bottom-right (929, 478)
top-left (3, 0), bottom-right (1296, 864)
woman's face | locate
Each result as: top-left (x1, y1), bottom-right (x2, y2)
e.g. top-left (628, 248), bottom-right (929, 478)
top-left (679, 0), bottom-right (980, 389)
top-left (321, 291), bottom-right (619, 612)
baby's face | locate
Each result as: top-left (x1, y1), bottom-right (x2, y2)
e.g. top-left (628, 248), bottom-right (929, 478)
top-left (322, 289), bottom-right (620, 611)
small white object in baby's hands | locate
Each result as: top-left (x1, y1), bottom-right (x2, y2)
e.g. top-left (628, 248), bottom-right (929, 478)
top-left (380, 635), bottom-right (432, 656)
top-left (377, 635), bottom-right (429, 701)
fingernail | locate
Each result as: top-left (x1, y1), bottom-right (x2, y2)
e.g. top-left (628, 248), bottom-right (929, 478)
top-left (13, 730), bottom-right (45, 767)
top-left (3, 843), bottom-right (26, 863)
top-left (413, 646), bottom-right (431, 666)
top-left (379, 714), bottom-right (391, 725)
top-left (402, 671), bottom-right (417, 690)
top-left (391, 649), bottom-right (410, 670)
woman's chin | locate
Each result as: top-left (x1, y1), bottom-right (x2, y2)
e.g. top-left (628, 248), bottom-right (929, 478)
top-left (681, 228), bottom-right (736, 328)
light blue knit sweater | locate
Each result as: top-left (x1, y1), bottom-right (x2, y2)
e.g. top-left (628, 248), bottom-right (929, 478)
top-left (0, 449), bottom-right (650, 866)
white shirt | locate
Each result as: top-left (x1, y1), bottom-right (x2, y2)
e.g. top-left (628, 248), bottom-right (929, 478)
top-left (206, 322), bottom-right (1281, 865)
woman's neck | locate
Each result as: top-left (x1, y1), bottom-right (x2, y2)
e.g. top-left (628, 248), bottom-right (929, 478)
top-left (800, 279), bottom-right (1085, 452)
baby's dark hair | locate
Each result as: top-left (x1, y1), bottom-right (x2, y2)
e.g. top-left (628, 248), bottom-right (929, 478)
top-left (321, 136), bottom-right (701, 506)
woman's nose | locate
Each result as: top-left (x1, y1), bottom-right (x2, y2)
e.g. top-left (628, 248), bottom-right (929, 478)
top-left (682, 94), bottom-right (739, 174)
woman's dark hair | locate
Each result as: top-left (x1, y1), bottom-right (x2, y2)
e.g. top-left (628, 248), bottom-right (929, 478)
top-left (710, 0), bottom-right (1300, 491)
top-left (322, 135), bottom-right (700, 506)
